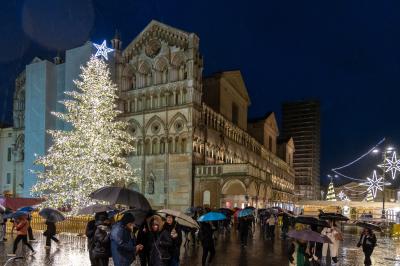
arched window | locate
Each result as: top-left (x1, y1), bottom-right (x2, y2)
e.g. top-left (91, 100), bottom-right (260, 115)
top-left (144, 139), bottom-right (151, 155)
top-left (181, 138), bottom-right (187, 153)
top-left (160, 138), bottom-right (166, 154)
top-left (203, 190), bottom-right (211, 206)
top-left (137, 141), bottom-right (143, 156)
top-left (152, 139), bottom-right (158, 155)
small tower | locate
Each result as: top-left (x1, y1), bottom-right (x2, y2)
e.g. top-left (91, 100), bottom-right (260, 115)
top-left (111, 30), bottom-right (122, 51)
top-left (53, 51), bottom-right (63, 65)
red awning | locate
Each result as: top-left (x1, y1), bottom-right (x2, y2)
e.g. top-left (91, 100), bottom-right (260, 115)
top-left (0, 197), bottom-right (44, 211)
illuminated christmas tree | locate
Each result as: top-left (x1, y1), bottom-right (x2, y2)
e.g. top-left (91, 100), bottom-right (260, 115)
top-left (366, 189), bottom-right (374, 202)
top-left (32, 55), bottom-right (138, 212)
top-left (326, 180), bottom-right (336, 201)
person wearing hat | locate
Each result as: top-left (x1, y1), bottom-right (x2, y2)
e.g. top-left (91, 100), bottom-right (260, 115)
top-left (163, 215), bottom-right (182, 266)
top-left (92, 214), bottom-right (112, 266)
top-left (86, 212), bottom-right (108, 266)
top-left (147, 215), bottom-right (173, 266)
top-left (110, 213), bottom-right (143, 266)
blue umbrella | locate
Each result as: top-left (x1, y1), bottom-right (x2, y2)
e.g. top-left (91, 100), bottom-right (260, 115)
top-left (17, 206), bottom-right (35, 213)
top-left (4, 211), bottom-right (29, 219)
top-left (197, 212), bottom-right (226, 222)
top-left (239, 208), bottom-right (254, 218)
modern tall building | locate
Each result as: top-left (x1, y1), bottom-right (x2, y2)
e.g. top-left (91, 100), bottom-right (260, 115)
top-left (282, 100), bottom-right (320, 200)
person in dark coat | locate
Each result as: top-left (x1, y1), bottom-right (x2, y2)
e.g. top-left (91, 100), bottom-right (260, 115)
top-left (110, 213), bottom-right (143, 266)
top-left (199, 222), bottom-right (215, 266)
top-left (86, 212), bottom-right (107, 266)
top-left (163, 215), bottom-right (182, 266)
top-left (92, 215), bottom-right (112, 266)
top-left (357, 228), bottom-right (377, 266)
top-left (147, 215), bottom-right (173, 266)
top-left (281, 213), bottom-right (290, 238)
top-left (44, 219), bottom-right (59, 249)
top-left (137, 222), bottom-right (151, 266)
top-left (238, 217), bottom-right (250, 247)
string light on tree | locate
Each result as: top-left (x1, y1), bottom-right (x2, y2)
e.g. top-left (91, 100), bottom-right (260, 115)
top-left (365, 189), bottom-right (374, 202)
top-left (326, 179), bottom-right (336, 201)
top-left (378, 151), bottom-right (400, 180)
top-left (32, 52), bottom-right (138, 213)
top-left (93, 40), bottom-right (114, 60)
top-left (362, 170), bottom-right (384, 198)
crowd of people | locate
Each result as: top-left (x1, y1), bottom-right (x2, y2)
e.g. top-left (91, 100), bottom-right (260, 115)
top-left (1, 206), bottom-right (379, 266)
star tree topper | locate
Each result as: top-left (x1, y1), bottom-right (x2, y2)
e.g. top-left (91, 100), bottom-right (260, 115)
top-left (93, 40), bottom-right (114, 60)
top-left (378, 151), bottom-right (400, 179)
top-left (362, 170), bottom-right (384, 198)
top-left (338, 190), bottom-right (346, 200)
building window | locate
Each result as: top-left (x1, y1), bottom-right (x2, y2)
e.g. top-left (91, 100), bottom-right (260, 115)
top-left (6, 173), bottom-right (11, 185)
top-left (203, 190), bottom-right (211, 206)
top-left (232, 103), bottom-right (239, 125)
top-left (268, 136), bottom-right (273, 152)
top-left (7, 148), bottom-right (12, 161)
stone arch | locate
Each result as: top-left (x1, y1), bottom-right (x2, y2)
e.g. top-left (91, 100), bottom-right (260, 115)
top-left (122, 65), bottom-right (135, 91)
top-left (221, 179), bottom-right (247, 195)
top-left (168, 112), bottom-right (188, 132)
top-left (154, 57), bottom-right (168, 85)
top-left (128, 119), bottom-right (143, 136)
top-left (145, 115), bottom-right (166, 135)
top-left (171, 52), bottom-right (185, 67)
top-left (247, 181), bottom-right (259, 197)
top-left (137, 60), bottom-right (152, 88)
top-left (154, 56), bottom-right (168, 71)
top-left (138, 60), bottom-right (151, 74)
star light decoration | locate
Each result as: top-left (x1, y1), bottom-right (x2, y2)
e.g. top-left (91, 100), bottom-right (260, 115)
top-left (338, 190), bottom-right (346, 200)
top-left (378, 151), bottom-right (400, 179)
top-left (362, 170), bottom-right (384, 198)
top-left (93, 40), bottom-right (114, 60)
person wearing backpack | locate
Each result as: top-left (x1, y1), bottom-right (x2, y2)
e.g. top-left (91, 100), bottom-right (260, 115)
top-left (92, 214), bottom-right (112, 266)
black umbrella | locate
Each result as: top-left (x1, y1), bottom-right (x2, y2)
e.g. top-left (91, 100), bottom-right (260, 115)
top-left (89, 186), bottom-right (151, 211)
top-left (77, 204), bottom-right (116, 215)
top-left (39, 208), bottom-right (65, 223)
top-left (319, 213), bottom-right (349, 222)
top-left (295, 216), bottom-right (330, 228)
top-left (356, 221), bottom-right (382, 232)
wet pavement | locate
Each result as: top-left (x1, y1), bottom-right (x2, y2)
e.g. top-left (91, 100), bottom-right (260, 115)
top-left (0, 226), bottom-right (399, 265)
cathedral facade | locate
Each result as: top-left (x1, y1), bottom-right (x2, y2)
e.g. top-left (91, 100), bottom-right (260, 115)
top-left (1, 20), bottom-right (295, 211)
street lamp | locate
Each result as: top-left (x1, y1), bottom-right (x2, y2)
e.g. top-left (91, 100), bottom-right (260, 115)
top-left (375, 145), bottom-right (398, 219)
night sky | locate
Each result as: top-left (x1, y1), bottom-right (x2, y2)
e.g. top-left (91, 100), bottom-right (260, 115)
top-left (1, 0), bottom-right (399, 188)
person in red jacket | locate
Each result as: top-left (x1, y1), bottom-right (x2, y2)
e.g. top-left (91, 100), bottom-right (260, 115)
top-left (8, 216), bottom-right (36, 256)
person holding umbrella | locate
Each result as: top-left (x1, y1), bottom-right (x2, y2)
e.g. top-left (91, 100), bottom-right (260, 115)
top-left (357, 227), bottom-right (377, 266)
top-left (163, 215), bottom-right (182, 266)
top-left (8, 215), bottom-right (36, 256)
top-left (44, 219), bottom-right (60, 249)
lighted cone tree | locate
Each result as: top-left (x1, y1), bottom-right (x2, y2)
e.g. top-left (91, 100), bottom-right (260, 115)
top-left (366, 189), bottom-right (374, 202)
top-left (32, 56), bottom-right (138, 212)
top-left (326, 180), bottom-right (336, 201)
